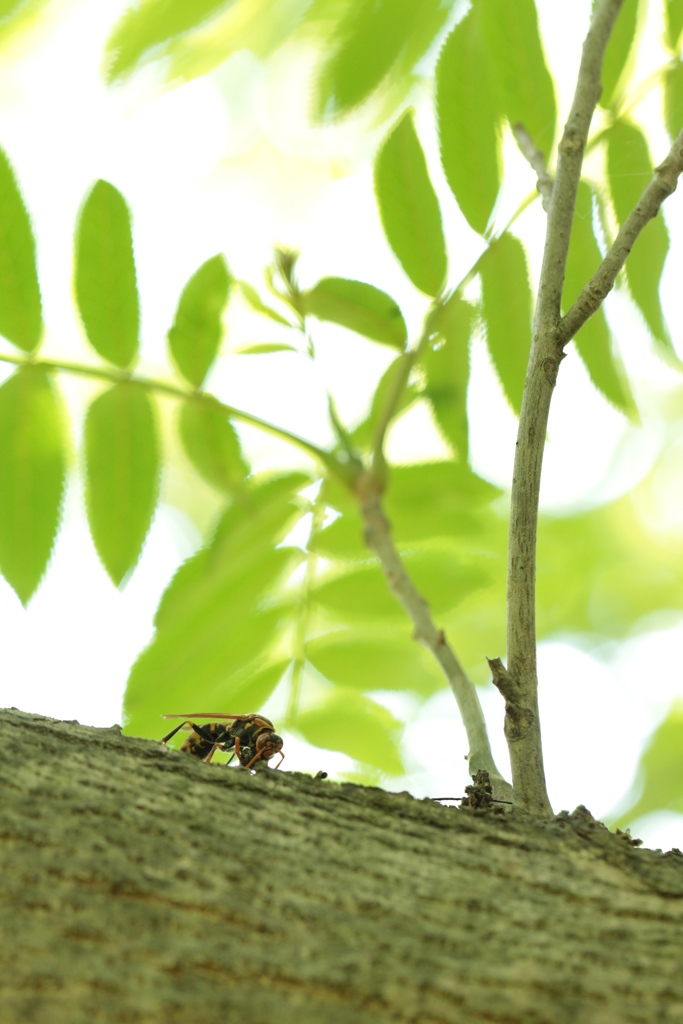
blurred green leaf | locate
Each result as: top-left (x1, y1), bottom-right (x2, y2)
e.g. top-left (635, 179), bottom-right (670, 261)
top-left (436, 6), bottom-right (501, 235)
top-left (304, 277), bottom-right (407, 350)
top-left (74, 180), bottom-right (139, 369)
top-left (665, 0), bottom-right (683, 52)
top-left (350, 354), bottom-right (418, 451)
top-left (422, 295), bottom-right (473, 459)
top-left (104, 0), bottom-right (236, 81)
top-left (125, 473), bottom-right (308, 737)
top-left (613, 703), bottom-right (683, 826)
top-left (386, 461), bottom-right (502, 543)
top-left (315, 0), bottom-right (443, 120)
top-left (154, 472), bottom-right (309, 632)
top-left (125, 604), bottom-right (293, 740)
top-left (85, 384), bottom-right (160, 586)
top-left (0, 367), bottom-right (66, 604)
top-left (168, 255), bottom-right (232, 388)
top-left (234, 343), bottom-right (299, 355)
top-left (237, 281), bottom-right (295, 327)
top-left (564, 181), bottom-right (635, 414)
top-left (0, 146), bottom-right (42, 353)
top-left (572, 312), bottom-right (635, 417)
top-left (480, 0), bottom-right (556, 156)
top-left (179, 398), bottom-right (248, 494)
top-left (599, 0), bottom-right (642, 109)
top-left (312, 546), bottom-right (491, 620)
top-left (606, 122), bottom-right (673, 358)
top-left (374, 109), bottom-right (447, 297)
top-left (479, 233), bottom-right (532, 414)
top-left (664, 60), bottom-right (683, 140)
top-left (294, 689), bottom-right (403, 774)
top-left (307, 627), bottom-right (444, 695)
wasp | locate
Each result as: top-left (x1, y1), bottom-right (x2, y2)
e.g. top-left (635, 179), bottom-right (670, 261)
top-left (160, 713), bottom-right (284, 770)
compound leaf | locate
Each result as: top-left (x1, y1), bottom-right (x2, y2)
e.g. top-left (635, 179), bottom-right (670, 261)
top-left (422, 294), bottom-right (473, 459)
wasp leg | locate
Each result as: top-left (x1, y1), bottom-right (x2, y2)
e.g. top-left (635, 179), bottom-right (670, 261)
top-left (204, 745), bottom-right (220, 764)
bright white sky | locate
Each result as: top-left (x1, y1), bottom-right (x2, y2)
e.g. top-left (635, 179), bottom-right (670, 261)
top-left (0, 0), bottom-right (681, 849)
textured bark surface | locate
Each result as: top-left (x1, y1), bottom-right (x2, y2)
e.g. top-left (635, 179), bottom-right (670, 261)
top-left (1, 707), bottom-right (683, 1024)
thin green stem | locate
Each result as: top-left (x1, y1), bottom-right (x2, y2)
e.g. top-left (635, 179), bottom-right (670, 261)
top-left (0, 351), bottom-right (353, 481)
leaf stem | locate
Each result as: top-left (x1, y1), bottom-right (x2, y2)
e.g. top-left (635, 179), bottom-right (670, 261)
top-left (0, 351), bottom-right (357, 484)
top-left (356, 474), bottom-right (512, 803)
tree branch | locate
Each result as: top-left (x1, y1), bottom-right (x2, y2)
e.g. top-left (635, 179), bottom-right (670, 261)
top-left (559, 125), bottom-right (683, 344)
top-left (356, 476), bottom-right (512, 802)
top-left (512, 123), bottom-right (554, 212)
top-left (505, 0), bottom-right (625, 817)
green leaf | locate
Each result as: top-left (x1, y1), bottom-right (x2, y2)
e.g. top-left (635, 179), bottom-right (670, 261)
top-left (606, 122), bottom-right (673, 357)
top-left (125, 604), bottom-right (293, 740)
top-left (0, 146), bottom-right (42, 353)
top-left (664, 60), bottom-right (683, 140)
top-left (234, 343), bottom-right (299, 355)
top-left (572, 311), bottom-right (635, 417)
top-left (312, 547), bottom-right (490, 621)
top-left (479, 0), bottom-right (556, 157)
top-left (613, 703), bottom-right (683, 826)
top-left (479, 233), bottom-right (532, 414)
top-left (85, 384), bottom-right (160, 586)
top-left (422, 295), bottom-right (473, 459)
top-left (168, 255), bottom-right (232, 388)
top-left (436, 6), bottom-right (501, 234)
top-left (154, 472), bottom-right (309, 632)
top-left (665, 0), bottom-right (683, 52)
top-left (0, 367), bottom-right (66, 603)
top-left (237, 281), bottom-right (295, 327)
top-left (350, 354), bottom-right (418, 451)
top-left (124, 474), bottom-right (309, 737)
top-left (179, 398), bottom-right (248, 494)
top-left (386, 461), bottom-right (502, 543)
top-left (303, 277), bottom-right (407, 350)
top-left (104, 0), bottom-right (236, 81)
top-left (306, 627), bottom-right (444, 696)
top-left (599, 0), bottom-right (642, 109)
top-left (294, 690), bottom-right (404, 774)
top-left (563, 181), bottom-right (635, 412)
top-left (314, 0), bottom-right (440, 120)
top-left (374, 109), bottom-right (447, 297)
top-left (74, 180), bottom-right (140, 369)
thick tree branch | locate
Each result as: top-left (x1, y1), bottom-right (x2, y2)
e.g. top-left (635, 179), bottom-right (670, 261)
top-left (506, 0), bottom-right (625, 817)
top-left (559, 125), bottom-right (683, 344)
top-left (356, 478), bottom-right (512, 802)
top-left (513, 123), bottom-right (554, 212)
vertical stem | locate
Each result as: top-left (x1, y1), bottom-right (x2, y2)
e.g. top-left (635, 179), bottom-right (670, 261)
top-left (502, 0), bottom-right (625, 816)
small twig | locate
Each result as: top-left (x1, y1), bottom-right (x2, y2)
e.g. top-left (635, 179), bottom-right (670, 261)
top-left (560, 125), bottom-right (683, 344)
top-left (356, 476), bottom-right (512, 803)
top-left (512, 123), bottom-right (554, 212)
top-left (506, 0), bottom-right (625, 818)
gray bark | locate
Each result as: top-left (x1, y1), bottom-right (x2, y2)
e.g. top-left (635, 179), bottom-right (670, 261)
top-left (1, 707), bottom-right (682, 1024)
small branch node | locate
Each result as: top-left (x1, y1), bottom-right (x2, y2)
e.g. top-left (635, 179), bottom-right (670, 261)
top-left (512, 122), bottom-right (554, 212)
top-left (487, 657), bottom-right (518, 701)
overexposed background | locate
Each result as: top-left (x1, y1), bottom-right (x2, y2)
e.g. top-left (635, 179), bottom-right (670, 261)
top-left (0, 0), bottom-right (682, 849)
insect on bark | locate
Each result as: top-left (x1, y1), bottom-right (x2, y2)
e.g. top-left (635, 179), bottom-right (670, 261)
top-left (160, 713), bottom-right (284, 770)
